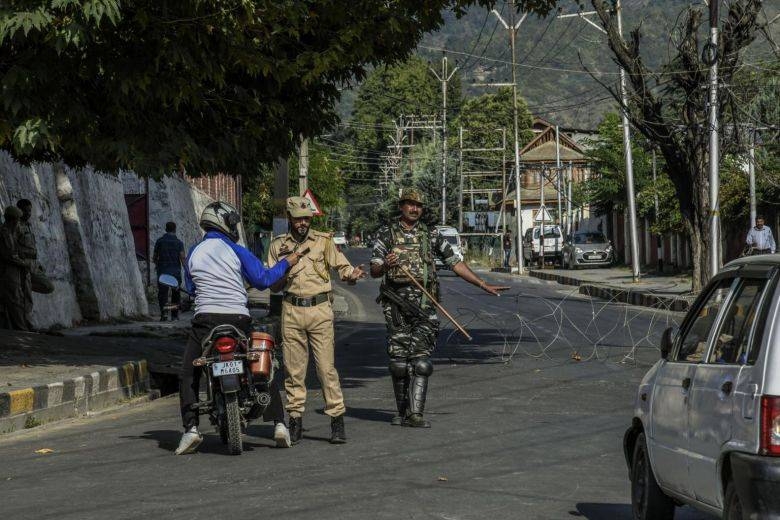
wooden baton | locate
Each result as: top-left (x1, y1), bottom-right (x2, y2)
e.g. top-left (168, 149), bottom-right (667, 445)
top-left (397, 265), bottom-right (472, 341)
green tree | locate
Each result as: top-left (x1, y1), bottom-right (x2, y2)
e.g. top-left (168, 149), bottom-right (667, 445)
top-left (1, 1), bottom-right (559, 177)
top-left (454, 87), bottom-right (533, 150)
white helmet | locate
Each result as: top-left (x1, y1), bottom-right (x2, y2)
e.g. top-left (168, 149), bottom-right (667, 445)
top-left (199, 201), bottom-right (241, 241)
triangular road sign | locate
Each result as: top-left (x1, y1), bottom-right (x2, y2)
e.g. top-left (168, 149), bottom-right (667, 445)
top-left (303, 188), bottom-right (323, 216)
top-left (534, 206), bottom-right (553, 222)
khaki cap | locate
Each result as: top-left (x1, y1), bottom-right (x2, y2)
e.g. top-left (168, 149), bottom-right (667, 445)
top-left (4, 206), bottom-right (22, 220)
top-left (399, 188), bottom-right (425, 205)
top-left (286, 196), bottom-right (314, 218)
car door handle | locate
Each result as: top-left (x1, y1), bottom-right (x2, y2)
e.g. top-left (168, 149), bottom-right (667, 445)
top-left (682, 377), bottom-right (691, 390)
top-left (721, 381), bottom-right (733, 395)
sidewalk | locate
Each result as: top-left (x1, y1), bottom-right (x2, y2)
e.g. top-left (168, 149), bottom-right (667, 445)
top-left (0, 290), bottom-right (350, 435)
top-left (527, 266), bottom-right (696, 311)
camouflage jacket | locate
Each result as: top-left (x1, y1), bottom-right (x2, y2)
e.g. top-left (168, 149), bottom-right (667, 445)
top-left (370, 220), bottom-right (459, 286)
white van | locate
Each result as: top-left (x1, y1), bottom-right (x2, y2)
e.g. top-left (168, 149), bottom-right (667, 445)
top-left (433, 226), bottom-right (463, 270)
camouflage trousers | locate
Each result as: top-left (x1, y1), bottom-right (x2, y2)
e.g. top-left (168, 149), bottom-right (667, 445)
top-left (381, 285), bottom-right (439, 358)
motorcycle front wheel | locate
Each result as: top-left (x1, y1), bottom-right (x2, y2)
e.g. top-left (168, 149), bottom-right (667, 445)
top-left (225, 393), bottom-right (243, 455)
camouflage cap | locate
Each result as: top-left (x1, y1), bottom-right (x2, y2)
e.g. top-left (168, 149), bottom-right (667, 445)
top-left (286, 196), bottom-right (314, 218)
top-left (3, 205), bottom-right (22, 220)
top-left (399, 188), bottom-right (425, 205)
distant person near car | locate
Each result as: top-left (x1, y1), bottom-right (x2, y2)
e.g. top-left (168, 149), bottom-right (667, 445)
top-left (746, 215), bottom-right (776, 255)
top-left (153, 221), bottom-right (185, 321)
top-left (502, 231), bottom-right (512, 268)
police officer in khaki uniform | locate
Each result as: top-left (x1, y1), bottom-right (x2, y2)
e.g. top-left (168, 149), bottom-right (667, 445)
top-left (268, 197), bottom-right (365, 444)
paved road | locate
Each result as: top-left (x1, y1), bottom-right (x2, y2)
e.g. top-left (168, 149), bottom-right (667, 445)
top-left (0, 248), bottom-right (712, 520)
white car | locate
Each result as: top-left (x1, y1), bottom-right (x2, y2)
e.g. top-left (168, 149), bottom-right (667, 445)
top-left (624, 254), bottom-right (780, 520)
top-left (433, 226), bottom-right (463, 270)
top-left (332, 231), bottom-right (347, 246)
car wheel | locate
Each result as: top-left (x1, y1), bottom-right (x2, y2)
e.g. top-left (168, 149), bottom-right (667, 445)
top-left (631, 433), bottom-right (675, 520)
top-left (723, 479), bottom-right (742, 520)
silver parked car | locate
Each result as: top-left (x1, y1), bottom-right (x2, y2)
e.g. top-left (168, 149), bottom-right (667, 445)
top-left (624, 254), bottom-right (780, 520)
top-left (561, 231), bottom-right (614, 269)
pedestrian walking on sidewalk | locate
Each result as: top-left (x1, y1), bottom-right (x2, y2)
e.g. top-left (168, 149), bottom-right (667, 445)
top-left (175, 201), bottom-right (303, 455)
top-left (503, 231), bottom-right (512, 268)
top-left (267, 197), bottom-right (366, 445)
top-left (153, 221), bottom-right (185, 321)
top-left (746, 216), bottom-right (776, 255)
top-left (370, 188), bottom-right (508, 428)
top-left (0, 206), bottom-right (31, 331)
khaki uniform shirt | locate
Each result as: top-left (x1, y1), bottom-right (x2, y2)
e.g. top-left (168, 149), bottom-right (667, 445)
top-left (268, 230), bottom-right (354, 297)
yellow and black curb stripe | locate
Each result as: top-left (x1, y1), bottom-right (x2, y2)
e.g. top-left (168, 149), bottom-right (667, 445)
top-left (0, 360), bottom-right (150, 428)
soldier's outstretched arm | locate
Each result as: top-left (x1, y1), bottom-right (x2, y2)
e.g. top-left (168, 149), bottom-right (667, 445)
top-left (451, 262), bottom-right (510, 296)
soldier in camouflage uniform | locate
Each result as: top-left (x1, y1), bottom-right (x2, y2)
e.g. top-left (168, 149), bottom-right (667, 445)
top-left (370, 188), bottom-right (508, 428)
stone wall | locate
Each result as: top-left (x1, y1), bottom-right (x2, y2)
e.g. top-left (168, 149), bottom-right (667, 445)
top-left (0, 153), bottom-right (150, 327)
top-left (0, 155), bottom-right (82, 328)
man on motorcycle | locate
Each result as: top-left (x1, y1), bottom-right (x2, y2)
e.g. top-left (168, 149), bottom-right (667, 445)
top-left (175, 201), bottom-right (303, 455)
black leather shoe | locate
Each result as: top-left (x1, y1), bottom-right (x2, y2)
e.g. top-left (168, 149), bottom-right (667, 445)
top-left (330, 415), bottom-right (346, 444)
top-left (403, 413), bottom-right (431, 428)
top-left (289, 416), bottom-right (302, 445)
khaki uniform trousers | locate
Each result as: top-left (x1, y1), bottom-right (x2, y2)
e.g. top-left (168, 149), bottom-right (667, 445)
top-left (281, 300), bottom-right (345, 418)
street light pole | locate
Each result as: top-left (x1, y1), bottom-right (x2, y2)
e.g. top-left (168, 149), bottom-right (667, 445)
top-left (616, 0), bottom-right (641, 282)
top-left (492, 3), bottom-right (528, 274)
top-left (429, 55), bottom-right (459, 225)
top-left (707, 0), bottom-right (721, 276)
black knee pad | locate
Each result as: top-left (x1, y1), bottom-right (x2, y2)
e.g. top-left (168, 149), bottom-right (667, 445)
top-left (412, 357), bottom-right (433, 376)
top-left (388, 358), bottom-right (409, 377)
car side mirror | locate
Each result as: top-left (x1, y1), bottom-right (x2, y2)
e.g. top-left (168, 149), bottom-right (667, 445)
top-left (660, 326), bottom-right (675, 360)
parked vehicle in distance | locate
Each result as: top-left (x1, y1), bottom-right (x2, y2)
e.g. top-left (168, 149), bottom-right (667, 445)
top-left (433, 226), bottom-right (463, 270)
top-left (522, 225), bottom-right (563, 267)
top-left (623, 254), bottom-right (780, 520)
top-left (561, 231), bottom-right (614, 269)
top-left (332, 231), bottom-right (347, 247)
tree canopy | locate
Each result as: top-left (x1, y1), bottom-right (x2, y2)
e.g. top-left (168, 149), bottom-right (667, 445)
top-left (0, 0), bottom-right (559, 177)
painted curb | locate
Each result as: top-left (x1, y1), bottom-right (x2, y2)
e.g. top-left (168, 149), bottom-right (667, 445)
top-left (0, 360), bottom-right (150, 434)
top-left (529, 270), bottom-right (693, 312)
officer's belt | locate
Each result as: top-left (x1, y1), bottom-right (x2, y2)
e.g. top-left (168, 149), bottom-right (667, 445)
top-left (284, 292), bottom-right (332, 307)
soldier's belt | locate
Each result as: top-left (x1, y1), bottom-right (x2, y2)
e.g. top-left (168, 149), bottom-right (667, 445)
top-left (284, 292), bottom-right (332, 307)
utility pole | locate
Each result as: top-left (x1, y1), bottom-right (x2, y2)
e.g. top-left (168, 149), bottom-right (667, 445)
top-left (652, 149), bottom-right (659, 216)
top-left (298, 137), bottom-right (309, 196)
top-left (429, 54), bottom-right (459, 225)
top-left (459, 127), bottom-right (464, 232)
top-left (492, 3), bottom-right (528, 273)
top-left (555, 126), bottom-right (562, 227)
top-left (539, 166), bottom-right (546, 268)
top-left (707, 0), bottom-right (721, 275)
top-left (559, 2), bottom-right (641, 282)
top-left (567, 161), bottom-right (573, 236)
top-left (616, 0), bottom-right (641, 282)
top-left (748, 128), bottom-right (756, 226)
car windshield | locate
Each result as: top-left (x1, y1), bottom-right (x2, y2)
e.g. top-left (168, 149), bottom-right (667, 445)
top-left (535, 227), bottom-right (561, 239)
top-left (334, 232), bottom-right (345, 237)
top-left (572, 232), bottom-right (607, 244)
top-left (443, 236), bottom-right (458, 245)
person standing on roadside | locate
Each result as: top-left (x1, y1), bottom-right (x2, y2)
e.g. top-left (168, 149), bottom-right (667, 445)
top-left (746, 215), bottom-right (776, 255)
top-left (153, 221), bottom-right (186, 321)
top-left (370, 188), bottom-right (509, 428)
top-left (502, 231), bottom-right (512, 268)
top-left (0, 206), bottom-right (31, 331)
top-left (268, 197), bottom-right (366, 445)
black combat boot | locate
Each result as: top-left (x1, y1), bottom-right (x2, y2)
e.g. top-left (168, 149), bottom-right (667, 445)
top-left (289, 416), bottom-right (303, 445)
top-left (390, 375), bottom-right (409, 426)
top-left (405, 360), bottom-right (432, 428)
top-left (330, 415), bottom-right (346, 444)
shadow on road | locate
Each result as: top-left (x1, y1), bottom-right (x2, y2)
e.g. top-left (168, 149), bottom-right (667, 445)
top-left (572, 503), bottom-right (631, 519)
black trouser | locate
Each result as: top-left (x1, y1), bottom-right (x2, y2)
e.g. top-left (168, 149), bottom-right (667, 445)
top-left (179, 313), bottom-right (286, 430)
top-left (158, 276), bottom-right (181, 318)
top-left (750, 248), bottom-right (771, 256)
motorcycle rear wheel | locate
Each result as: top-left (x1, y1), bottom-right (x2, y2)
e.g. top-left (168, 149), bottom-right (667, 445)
top-left (225, 393), bottom-right (243, 455)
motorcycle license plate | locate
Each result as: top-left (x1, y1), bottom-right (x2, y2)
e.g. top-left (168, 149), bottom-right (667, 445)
top-left (212, 361), bottom-right (244, 377)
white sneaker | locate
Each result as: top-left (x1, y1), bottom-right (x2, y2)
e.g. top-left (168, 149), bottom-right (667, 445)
top-left (175, 426), bottom-right (203, 455)
top-left (274, 422), bottom-right (292, 448)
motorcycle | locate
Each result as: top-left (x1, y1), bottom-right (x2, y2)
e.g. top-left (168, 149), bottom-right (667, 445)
top-left (191, 324), bottom-right (277, 455)
top-left (158, 275), bottom-right (276, 455)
